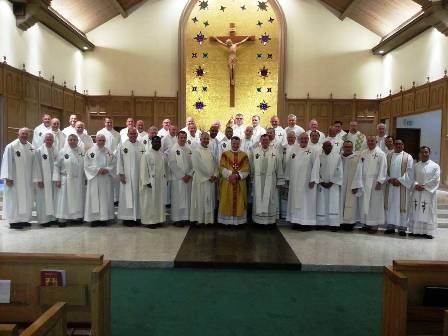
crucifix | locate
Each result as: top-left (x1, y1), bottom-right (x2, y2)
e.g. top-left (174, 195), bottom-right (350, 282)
top-left (211, 23), bottom-right (255, 107)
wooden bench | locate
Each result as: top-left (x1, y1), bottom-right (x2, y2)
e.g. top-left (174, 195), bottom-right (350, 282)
top-left (20, 302), bottom-right (66, 336)
top-left (383, 260), bottom-right (448, 336)
top-left (0, 253), bottom-right (110, 336)
top-left (0, 324), bottom-right (18, 336)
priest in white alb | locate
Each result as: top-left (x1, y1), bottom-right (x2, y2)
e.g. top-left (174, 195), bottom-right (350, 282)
top-left (408, 146), bottom-right (440, 239)
top-left (384, 139), bottom-right (413, 235)
top-left (286, 133), bottom-right (320, 230)
top-left (84, 134), bottom-right (116, 226)
top-left (53, 134), bottom-right (86, 225)
top-left (359, 136), bottom-right (387, 233)
top-left (140, 136), bottom-right (167, 228)
top-left (168, 131), bottom-right (193, 226)
top-left (48, 118), bottom-right (66, 153)
top-left (340, 140), bottom-right (363, 231)
top-left (280, 131), bottom-right (297, 218)
top-left (1, 128), bottom-right (35, 229)
top-left (316, 141), bottom-right (343, 230)
top-left (33, 133), bottom-right (58, 227)
top-left (97, 117), bottom-right (120, 153)
top-left (157, 119), bottom-right (171, 138)
top-left (116, 127), bottom-right (146, 226)
top-left (190, 133), bottom-right (218, 225)
top-left (74, 121), bottom-right (94, 151)
top-left (251, 115), bottom-right (266, 144)
top-left (218, 127), bottom-right (233, 159)
top-left (251, 134), bottom-right (284, 226)
top-left (32, 114), bottom-right (51, 148)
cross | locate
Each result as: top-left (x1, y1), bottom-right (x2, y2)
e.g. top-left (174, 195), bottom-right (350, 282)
top-left (211, 23), bottom-right (255, 107)
top-left (421, 201), bottom-right (427, 213)
top-left (305, 150), bottom-right (312, 155)
top-left (29, 148), bottom-right (34, 152)
top-left (373, 153), bottom-right (378, 159)
top-left (79, 153), bottom-right (84, 158)
top-left (414, 199), bottom-right (418, 210)
top-left (140, 149), bottom-right (145, 155)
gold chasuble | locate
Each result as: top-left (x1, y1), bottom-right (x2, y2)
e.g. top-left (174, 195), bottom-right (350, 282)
top-left (218, 150), bottom-right (250, 225)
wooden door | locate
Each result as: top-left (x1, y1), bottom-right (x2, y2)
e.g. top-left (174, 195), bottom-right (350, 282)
top-left (396, 128), bottom-right (420, 160)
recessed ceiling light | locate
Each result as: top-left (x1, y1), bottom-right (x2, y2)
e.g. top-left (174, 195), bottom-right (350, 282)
top-left (379, 50), bottom-right (385, 54)
top-left (83, 46), bottom-right (88, 50)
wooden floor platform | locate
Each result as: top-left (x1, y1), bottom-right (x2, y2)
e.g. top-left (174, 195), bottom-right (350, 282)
top-left (174, 225), bottom-right (301, 270)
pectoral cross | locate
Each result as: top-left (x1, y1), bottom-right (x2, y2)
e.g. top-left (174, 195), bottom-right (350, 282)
top-left (305, 150), bottom-right (312, 155)
top-left (212, 23), bottom-right (255, 107)
top-left (79, 153), bottom-right (84, 158)
top-left (414, 199), bottom-right (418, 210)
top-left (140, 149), bottom-right (145, 155)
top-left (373, 153), bottom-right (378, 159)
top-left (29, 148), bottom-right (34, 152)
top-left (421, 201), bottom-right (427, 213)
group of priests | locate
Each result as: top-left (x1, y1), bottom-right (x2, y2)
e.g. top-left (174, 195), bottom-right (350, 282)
top-left (0, 113), bottom-right (440, 238)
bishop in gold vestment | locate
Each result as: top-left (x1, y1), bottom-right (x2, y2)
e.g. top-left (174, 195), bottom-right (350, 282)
top-left (218, 137), bottom-right (250, 225)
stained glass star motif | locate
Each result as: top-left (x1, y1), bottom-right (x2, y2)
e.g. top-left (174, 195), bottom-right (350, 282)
top-left (256, 53), bottom-right (262, 59)
top-left (267, 87), bottom-right (272, 93)
top-left (203, 52), bottom-right (208, 58)
top-left (195, 66), bottom-right (205, 77)
top-left (241, 5), bottom-right (246, 10)
top-left (202, 86), bottom-right (208, 92)
top-left (192, 53), bottom-right (198, 58)
top-left (259, 66), bottom-right (270, 79)
top-left (257, 20), bottom-right (263, 27)
top-left (220, 5), bottom-right (226, 12)
top-left (259, 33), bottom-right (271, 45)
top-left (192, 17), bottom-right (198, 23)
top-left (192, 86), bottom-right (198, 92)
top-left (258, 100), bottom-right (270, 111)
top-left (199, 1), bottom-right (208, 10)
top-left (194, 32), bottom-right (207, 45)
top-left (257, 1), bottom-right (268, 11)
top-left (203, 20), bottom-right (209, 27)
top-left (267, 53), bottom-right (273, 59)
top-left (194, 100), bottom-right (206, 110)
top-left (268, 17), bottom-right (275, 23)
top-left (256, 87), bottom-right (262, 93)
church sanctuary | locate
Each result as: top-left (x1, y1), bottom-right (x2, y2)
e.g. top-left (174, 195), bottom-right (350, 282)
top-left (2, 0), bottom-right (448, 335)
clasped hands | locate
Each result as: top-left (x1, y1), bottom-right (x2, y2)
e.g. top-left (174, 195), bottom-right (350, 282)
top-left (415, 184), bottom-right (425, 191)
top-left (228, 173), bottom-right (240, 185)
top-left (388, 178), bottom-right (401, 187)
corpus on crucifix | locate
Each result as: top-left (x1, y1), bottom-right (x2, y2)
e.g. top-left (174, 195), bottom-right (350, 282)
top-left (212, 23), bottom-right (255, 107)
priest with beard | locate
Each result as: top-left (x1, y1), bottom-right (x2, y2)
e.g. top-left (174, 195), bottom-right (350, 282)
top-left (117, 127), bottom-right (146, 226)
top-left (140, 136), bottom-right (167, 228)
top-left (33, 133), bottom-right (58, 227)
top-left (1, 128), bottom-right (35, 229)
top-left (53, 134), bottom-right (86, 226)
top-left (84, 134), bottom-right (116, 227)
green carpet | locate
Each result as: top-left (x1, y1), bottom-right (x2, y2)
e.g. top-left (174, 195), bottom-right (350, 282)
top-left (112, 268), bottom-right (382, 336)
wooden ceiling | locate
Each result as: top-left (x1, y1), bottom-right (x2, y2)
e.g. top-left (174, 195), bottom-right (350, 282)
top-left (321, 0), bottom-right (422, 37)
top-left (50, 0), bottom-right (144, 33)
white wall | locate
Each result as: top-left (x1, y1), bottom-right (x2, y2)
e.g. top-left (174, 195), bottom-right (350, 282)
top-left (381, 28), bottom-right (448, 97)
top-left (84, 0), bottom-right (383, 98)
top-left (396, 110), bottom-right (441, 163)
top-left (0, 0), bottom-right (84, 90)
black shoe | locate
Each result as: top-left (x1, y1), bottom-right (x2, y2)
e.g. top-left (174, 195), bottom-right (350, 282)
top-left (22, 222), bottom-right (32, 227)
top-left (90, 221), bottom-right (99, 227)
top-left (123, 220), bottom-right (135, 227)
top-left (99, 221), bottom-right (108, 227)
top-left (58, 222), bottom-right (67, 228)
top-left (367, 228), bottom-right (378, 234)
top-left (398, 231), bottom-right (407, 237)
top-left (292, 224), bottom-right (301, 230)
top-left (423, 234), bottom-right (434, 239)
top-left (340, 224), bottom-right (354, 232)
top-left (10, 223), bottom-right (24, 230)
top-left (330, 227), bottom-right (339, 232)
top-left (174, 221), bottom-right (185, 227)
top-left (40, 222), bottom-right (51, 227)
top-left (145, 224), bottom-right (159, 229)
top-left (384, 229), bottom-right (395, 234)
top-left (298, 226), bottom-right (312, 232)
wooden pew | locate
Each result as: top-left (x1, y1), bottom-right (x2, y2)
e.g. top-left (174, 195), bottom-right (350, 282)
top-left (0, 324), bottom-right (18, 336)
top-left (20, 302), bottom-right (66, 336)
top-left (383, 260), bottom-right (448, 336)
top-left (0, 253), bottom-right (111, 336)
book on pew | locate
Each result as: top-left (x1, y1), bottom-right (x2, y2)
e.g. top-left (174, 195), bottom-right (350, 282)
top-left (0, 280), bottom-right (11, 303)
top-left (40, 270), bottom-right (66, 287)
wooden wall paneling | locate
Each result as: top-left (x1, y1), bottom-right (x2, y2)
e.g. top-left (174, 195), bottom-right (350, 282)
top-left (135, 97), bottom-right (155, 129)
top-left (63, 89), bottom-right (75, 124)
top-left (40, 105), bottom-right (62, 123)
top-left (285, 100), bottom-right (307, 128)
top-left (308, 101), bottom-right (332, 132)
top-left (39, 80), bottom-right (52, 107)
top-left (74, 94), bottom-right (86, 122)
top-left (429, 80), bottom-right (446, 111)
top-left (0, 63), bottom-right (4, 95)
top-left (87, 96), bottom-right (110, 134)
top-left (442, 77), bottom-right (448, 185)
top-left (107, 96), bottom-right (133, 117)
top-left (332, 101), bottom-right (354, 131)
top-left (23, 74), bottom-right (40, 127)
top-left (355, 100), bottom-right (378, 136)
top-left (51, 84), bottom-right (64, 110)
top-left (5, 97), bottom-right (25, 144)
top-left (391, 95), bottom-right (403, 118)
top-left (4, 67), bottom-right (23, 99)
top-left (154, 98), bottom-right (177, 130)
top-left (379, 99), bottom-right (391, 120)
top-left (402, 91), bottom-right (415, 115)
top-left (414, 86), bottom-right (430, 113)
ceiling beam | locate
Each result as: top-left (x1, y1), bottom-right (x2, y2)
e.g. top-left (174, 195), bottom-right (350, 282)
top-left (372, 2), bottom-right (448, 55)
top-left (339, 0), bottom-right (360, 21)
top-left (110, 0), bottom-right (128, 18)
top-left (9, 0), bottom-right (95, 51)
